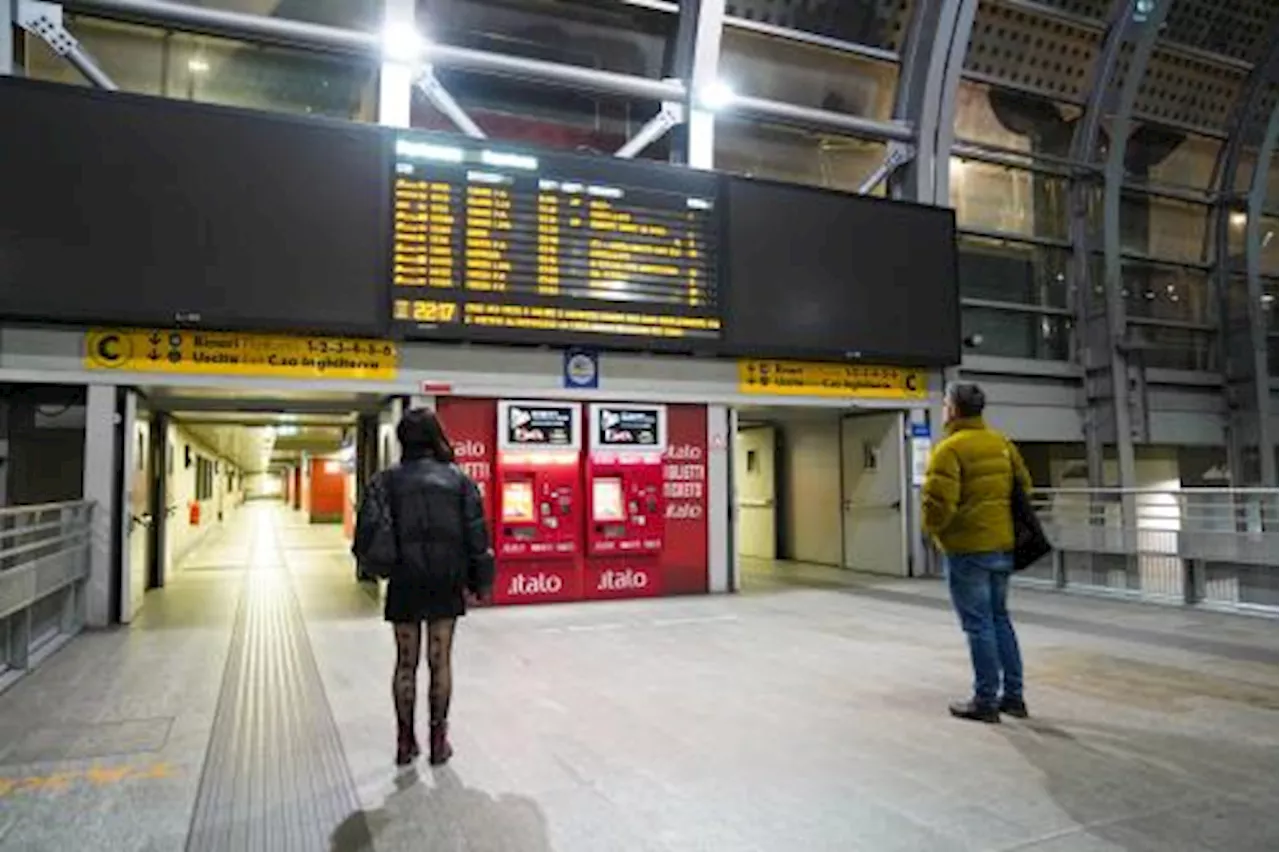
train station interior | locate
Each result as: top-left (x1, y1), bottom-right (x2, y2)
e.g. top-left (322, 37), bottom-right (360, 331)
top-left (0, 0), bottom-right (1278, 850)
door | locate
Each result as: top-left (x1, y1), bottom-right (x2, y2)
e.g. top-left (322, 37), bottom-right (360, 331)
top-left (841, 412), bottom-right (908, 576)
top-left (147, 412), bottom-right (171, 589)
top-left (121, 393), bottom-right (153, 622)
top-left (734, 425), bottom-right (777, 560)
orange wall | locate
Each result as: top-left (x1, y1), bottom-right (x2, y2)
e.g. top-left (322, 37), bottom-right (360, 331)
top-left (309, 458), bottom-right (347, 523)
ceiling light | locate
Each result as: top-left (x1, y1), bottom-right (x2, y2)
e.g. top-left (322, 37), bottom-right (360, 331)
top-left (187, 58), bottom-right (210, 73)
top-left (382, 22), bottom-right (426, 63)
top-left (696, 80), bottom-right (736, 111)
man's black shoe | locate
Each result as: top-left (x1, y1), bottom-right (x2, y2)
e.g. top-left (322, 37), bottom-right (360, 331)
top-left (949, 700), bottom-right (1001, 724)
top-left (999, 697), bottom-right (1029, 718)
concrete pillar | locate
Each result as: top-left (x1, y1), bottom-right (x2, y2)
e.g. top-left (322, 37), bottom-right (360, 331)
top-left (82, 384), bottom-right (119, 627)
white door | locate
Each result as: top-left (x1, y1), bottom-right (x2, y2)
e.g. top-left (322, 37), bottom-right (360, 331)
top-left (841, 412), bottom-right (908, 576)
top-left (735, 425), bottom-right (777, 560)
top-left (121, 394), bottom-right (153, 622)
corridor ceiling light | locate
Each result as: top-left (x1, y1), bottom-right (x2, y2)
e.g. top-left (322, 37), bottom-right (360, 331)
top-left (696, 80), bottom-right (737, 111)
top-left (381, 22), bottom-right (427, 64)
top-left (187, 58), bottom-right (209, 73)
top-left (1229, 211), bottom-right (1248, 228)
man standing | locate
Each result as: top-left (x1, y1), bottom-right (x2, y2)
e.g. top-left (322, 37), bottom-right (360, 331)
top-left (923, 383), bottom-right (1032, 723)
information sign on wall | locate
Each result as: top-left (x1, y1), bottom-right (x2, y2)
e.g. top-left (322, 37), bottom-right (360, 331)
top-left (83, 329), bottom-right (397, 380)
top-left (737, 359), bottom-right (927, 400)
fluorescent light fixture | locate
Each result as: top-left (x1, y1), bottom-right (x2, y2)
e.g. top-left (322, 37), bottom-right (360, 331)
top-left (382, 22), bottom-right (426, 63)
top-left (696, 80), bottom-right (736, 111)
top-left (1230, 211), bottom-right (1248, 228)
top-left (396, 139), bottom-right (464, 162)
top-left (480, 150), bottom-right (538, 170)
top-left (187, 58), bottom-right (209, 73)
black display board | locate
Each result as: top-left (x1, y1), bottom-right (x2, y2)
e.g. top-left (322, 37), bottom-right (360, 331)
top-left (721, 177), bottom-right (961, 366)
top-left (388, 132), bottom-right (722, 351)
top-left (0, 78), bottom-right (387, 336)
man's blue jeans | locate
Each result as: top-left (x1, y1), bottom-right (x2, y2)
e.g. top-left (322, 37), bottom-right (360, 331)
top-left (945, 551), bottom-right (1023, 709)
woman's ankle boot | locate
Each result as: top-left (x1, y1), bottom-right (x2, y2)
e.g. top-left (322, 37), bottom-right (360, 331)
top-left (429, 721), bottom-right (453, 766)
top-left (396, 721), bottom-right (420, 766)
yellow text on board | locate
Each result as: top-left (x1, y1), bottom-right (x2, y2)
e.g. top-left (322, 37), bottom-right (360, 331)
top-left (738, 359), bottom-right (927, 400)
top-left (84, 329), bottom-right (398, 381)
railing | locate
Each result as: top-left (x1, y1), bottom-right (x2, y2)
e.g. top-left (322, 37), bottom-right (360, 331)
top-left (1022, 488), bottom-right (1278, 615)
top-left (0, 501), bottom-right (95, 689)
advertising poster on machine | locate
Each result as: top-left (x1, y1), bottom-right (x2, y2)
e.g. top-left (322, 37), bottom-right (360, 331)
top-left (490, 400), bottom-right (584, 605)
top-left (434, 397), bottom-right (496, 523)
top-left (583, 404), bottom-right (668, 600)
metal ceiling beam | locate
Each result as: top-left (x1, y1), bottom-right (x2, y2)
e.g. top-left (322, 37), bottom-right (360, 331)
top-left (18, 0), bottom-right (117, 88)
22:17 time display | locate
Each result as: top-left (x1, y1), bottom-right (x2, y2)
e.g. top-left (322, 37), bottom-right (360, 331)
top-left (392, 299), bottom-right (460, 325)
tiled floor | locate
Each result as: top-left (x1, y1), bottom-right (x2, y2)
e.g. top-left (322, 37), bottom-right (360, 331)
top-left (0, 504), bottom-right (1275, 851)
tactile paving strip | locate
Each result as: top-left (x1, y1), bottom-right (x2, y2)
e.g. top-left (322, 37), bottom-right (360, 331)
top-left (185, 561), bottom-right (364, 851)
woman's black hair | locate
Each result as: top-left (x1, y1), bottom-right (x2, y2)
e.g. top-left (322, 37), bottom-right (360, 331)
top-left (396, 407), bottom-right (455, 462)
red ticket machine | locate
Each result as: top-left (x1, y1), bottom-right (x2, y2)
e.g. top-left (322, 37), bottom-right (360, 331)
top-left (492, 400), bottom-right (583, 605)
top-left (584, 403), bottom-right (667, 600)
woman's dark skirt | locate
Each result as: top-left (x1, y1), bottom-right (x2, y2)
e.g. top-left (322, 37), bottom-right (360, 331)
top-left (384, 578), bottom-right (466, 623)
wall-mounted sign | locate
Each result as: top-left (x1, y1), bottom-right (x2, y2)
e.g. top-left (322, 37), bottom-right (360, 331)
top-left (84, 328), bottom-right (397, 380)
top-left (589, 404), bottom-right (667, 451)
top-left (737, 359), bottom-right (927, 400)
top-left (563, 348), bottom-right (600, 390)
top-left (497, 400), bottom-right (581, 451)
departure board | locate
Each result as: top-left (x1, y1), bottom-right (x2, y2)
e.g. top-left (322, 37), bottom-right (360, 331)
top-left (387, 134), bottom-right (722, 350)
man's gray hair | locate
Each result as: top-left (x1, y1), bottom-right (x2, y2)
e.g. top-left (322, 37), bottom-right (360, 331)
top-left (946, 382), bottom-right (986, 419)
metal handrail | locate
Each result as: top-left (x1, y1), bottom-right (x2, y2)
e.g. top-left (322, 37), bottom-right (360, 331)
top-left (0, 499), bottom-right (94, 518)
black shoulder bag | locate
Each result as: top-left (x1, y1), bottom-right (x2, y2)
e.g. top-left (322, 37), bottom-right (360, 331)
top-left (358, 469), bottom-right (402, 580)
top-left (1007, 441), bottom-right (1051, 572)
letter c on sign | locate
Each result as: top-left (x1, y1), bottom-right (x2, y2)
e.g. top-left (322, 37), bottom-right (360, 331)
top-left (904, 373), bottom-right (918, 393)
top-left (90, 333), bottom-right (126, 368)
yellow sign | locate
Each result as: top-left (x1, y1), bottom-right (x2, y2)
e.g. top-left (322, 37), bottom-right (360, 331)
top-left (738, 359), bottom-right (928, 400)
top-left (84, 329), bottom-right (397, 380)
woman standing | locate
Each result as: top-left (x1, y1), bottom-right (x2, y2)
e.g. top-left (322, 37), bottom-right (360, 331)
top-left (353, 408), bottom-right (494, 765)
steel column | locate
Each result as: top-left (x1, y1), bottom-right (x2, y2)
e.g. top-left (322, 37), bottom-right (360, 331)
top-left (1244, 106), bottom-right (1279, 486)
top-left (1065, 0), bottom-right (1136, 488)
top-left (1099, 0), bottom-right (1171, 493)
top-left (1210, 34), bottom-right (1279, 486)
top-left (888, 0), bottom-right (978, 205)
top-left (376, 0), bottom-right (414, 127)
top-left (2, 0), bottom-right (13, 75)
top-left (681, 0), bottom-right (725, 170)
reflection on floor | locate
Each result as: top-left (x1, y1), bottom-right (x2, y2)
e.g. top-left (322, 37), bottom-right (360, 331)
top-left (0, 504), bottom-right (1275, 851)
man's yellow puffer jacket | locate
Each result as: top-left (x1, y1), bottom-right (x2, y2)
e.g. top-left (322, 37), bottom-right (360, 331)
top-left (922, 417), bottom-right (1032, 556)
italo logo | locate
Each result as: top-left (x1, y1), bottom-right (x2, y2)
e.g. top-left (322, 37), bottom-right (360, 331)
top-left (597, 568), bottom-right (649, 591)
top-left (507, 572), bottom-right (564, 595)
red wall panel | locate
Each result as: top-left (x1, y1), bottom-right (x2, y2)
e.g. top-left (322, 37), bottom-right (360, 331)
top-left (309, 458), bottom-right (347, 523)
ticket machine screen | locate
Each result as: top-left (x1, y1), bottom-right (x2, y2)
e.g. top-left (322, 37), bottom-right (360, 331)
top-left (592, 478), bottom-right (625, 522)
top-left (501, 480), bottom-right (535, 523)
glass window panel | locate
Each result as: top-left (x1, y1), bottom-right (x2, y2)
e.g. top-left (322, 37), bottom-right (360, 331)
top-left (951, 159), bottom-right (1069, 241)
top-left (414, 70), bottom-right (666, 158)
top-left (1120, 193), bottom-right (1209, 265)
top-left (164, 0), bottom-right (384, 29)
top-left (953, 81), bottom-right (1082, 157)
top-left (1120, 263), bottom-right (1211, 325)
top-left (1225, 214), bottom-right (1279, 277)
top-left (958, 236), bottom-right (1071, 309)
top-left (26, 16), bottom-right (377, 121)
top-left (715, 119), bottom-right (887, 195)
top-left (962, 308), bottom-right (1070, 361)
top-left (168, 33), bottom-right (378, 121)
top-left (1131, 326), bottom-right (1217, 372)
top-left (719, 29), bottom-right (897, 120)
top-left (1128, 126), bottom-right (1220, 190)
top-left (724, 0), bottom-right (912, 52)
top-left (426, 0), bottom-right (677, 78)
top-left (26, 17), bottom-right (166, 95)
